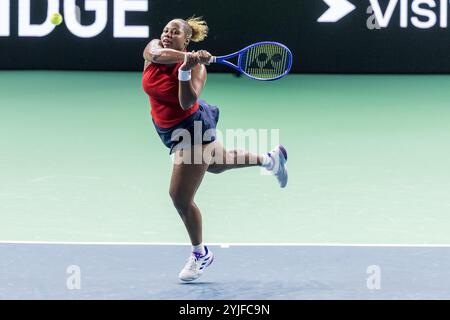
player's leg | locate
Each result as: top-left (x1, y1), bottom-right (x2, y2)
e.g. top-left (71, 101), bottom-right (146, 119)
top-left (170, 145), bottom-right (214, 281)
top-left (206, 141), bottom-right (289, 188)
top-left (206, 140), bottom-right (263, 174)
top-left (169, 148), bottom-right (208, 246)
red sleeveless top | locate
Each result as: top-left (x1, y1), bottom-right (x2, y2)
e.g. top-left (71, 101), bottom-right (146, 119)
top-left (142, 62), bottom-right (199, 128)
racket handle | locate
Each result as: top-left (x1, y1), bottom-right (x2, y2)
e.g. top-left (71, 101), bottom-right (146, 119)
top-left (208, 56), bottom-right (216, 64)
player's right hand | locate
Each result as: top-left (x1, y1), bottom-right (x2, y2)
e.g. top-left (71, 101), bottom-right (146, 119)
top-left (196, 50), bottom-right (212, 65)
top-left (180, 51), bottom-right (200, 71)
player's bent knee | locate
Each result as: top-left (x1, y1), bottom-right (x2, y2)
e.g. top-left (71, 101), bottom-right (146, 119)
top-left (172, 199), bottom-right (192, 215)
top-left (169, 189), bottom-right (192, 213)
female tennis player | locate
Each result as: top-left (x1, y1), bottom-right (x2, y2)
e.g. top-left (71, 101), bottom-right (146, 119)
top-left (142, 17), bottom-right (288, 282)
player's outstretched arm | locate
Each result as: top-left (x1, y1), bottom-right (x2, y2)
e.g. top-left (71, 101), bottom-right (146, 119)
top-left (143, 39), bottom-right (187, 65)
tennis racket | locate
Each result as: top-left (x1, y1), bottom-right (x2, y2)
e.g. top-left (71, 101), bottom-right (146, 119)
top-left (208, 41), bottom-right (293, 81)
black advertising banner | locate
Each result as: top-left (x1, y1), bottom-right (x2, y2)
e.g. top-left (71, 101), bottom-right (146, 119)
top-left (1, 0), bottom-right (450, 73)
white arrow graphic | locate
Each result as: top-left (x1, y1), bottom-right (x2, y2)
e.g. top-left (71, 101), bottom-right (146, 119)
top-left (318, 0), bottom-right (356, 23)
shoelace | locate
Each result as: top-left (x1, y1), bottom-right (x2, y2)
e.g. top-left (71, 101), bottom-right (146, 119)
top-left (185, 252), bottom-right (203, 271)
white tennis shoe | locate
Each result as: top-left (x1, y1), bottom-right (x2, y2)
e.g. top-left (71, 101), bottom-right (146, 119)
top-left (179, 246), bottom-right (214, 282)
top-left (266, 145), bottom-right (288, 188)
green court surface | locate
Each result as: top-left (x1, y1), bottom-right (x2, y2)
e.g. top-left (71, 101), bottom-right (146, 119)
top-left (1, 71), bottom-right (449, 244)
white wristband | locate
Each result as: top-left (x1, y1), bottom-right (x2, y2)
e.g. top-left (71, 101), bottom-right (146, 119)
top-left (178, 69), bottom-right (192, 81)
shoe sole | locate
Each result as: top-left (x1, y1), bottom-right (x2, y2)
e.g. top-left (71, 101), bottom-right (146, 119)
top-left (279, 145), bottom-right (288, 162)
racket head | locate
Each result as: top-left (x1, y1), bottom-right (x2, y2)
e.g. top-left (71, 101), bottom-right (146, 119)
top-left (237, 42), bottom-right (293, 81)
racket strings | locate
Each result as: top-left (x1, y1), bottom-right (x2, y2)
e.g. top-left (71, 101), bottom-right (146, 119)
top-left (241, 44), bottom-right (290, 80)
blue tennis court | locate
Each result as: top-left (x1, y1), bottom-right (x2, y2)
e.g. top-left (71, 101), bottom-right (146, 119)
top-left (1, 243), bottom-right (449, 300)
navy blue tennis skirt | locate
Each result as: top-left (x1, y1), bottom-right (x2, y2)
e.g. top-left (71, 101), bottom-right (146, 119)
top-left (152, 100), bottom-right (220, 154)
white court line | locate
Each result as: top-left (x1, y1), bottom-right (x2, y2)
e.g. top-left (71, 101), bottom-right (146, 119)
top-left (0, 240), bottom-right (450, 248)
